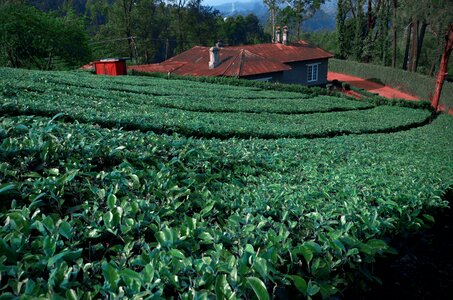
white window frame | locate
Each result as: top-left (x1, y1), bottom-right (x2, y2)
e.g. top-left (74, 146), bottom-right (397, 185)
top-left (307, 63), bottom-right (320, 83)
top-left (253, 76), bottom-right (273, 82)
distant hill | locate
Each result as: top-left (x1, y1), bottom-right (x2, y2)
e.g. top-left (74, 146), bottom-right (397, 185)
top-left (212, 0), bottom-right (337, 32)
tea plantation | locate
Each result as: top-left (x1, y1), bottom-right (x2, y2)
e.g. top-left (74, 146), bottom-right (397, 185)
top-left (1, 68), bottom-right (452, 299)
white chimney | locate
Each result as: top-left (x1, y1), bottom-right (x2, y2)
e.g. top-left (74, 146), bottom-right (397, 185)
top-left (283, 26), bottom-right (289, 45)
top-left (275, 26), bottom-right (281, 43)
top-left (209, 46), bottom-right (219, 69)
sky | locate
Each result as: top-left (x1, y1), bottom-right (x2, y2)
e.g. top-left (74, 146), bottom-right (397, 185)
top-left (203, 0), bottom-right (256, 7)
top-left (202, 0), bottom-right (336, 10)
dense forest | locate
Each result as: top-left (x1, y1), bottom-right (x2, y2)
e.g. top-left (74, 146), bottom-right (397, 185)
top-left (335, 0), bottom-right (452, 76)
top-left (0, 0), bottom-right (452, 81)
top-left (0, 0), bottom-right (270, 69)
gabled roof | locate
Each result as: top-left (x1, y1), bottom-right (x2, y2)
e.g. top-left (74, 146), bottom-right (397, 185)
top-left (229, 40), bottom-right (334, 63)
top-left (128, 41), bottom-right (333, 77)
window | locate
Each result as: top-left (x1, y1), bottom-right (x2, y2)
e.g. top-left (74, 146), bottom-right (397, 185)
top-left (307, 63), bottom-right (319, 82)
top-left (253, 77), bottom-right (273, 82)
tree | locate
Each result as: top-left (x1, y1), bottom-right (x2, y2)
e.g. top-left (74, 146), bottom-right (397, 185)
top-left (0, 2), bottom-right (91, 69)
top-left (184, 1), bottom-right (219, 46)
top-left (218, 14), bottom-right (267, 46)
top-left (353, 0), bottom-right (365, 60)
top-left (263, 0), bottom-right (283, 42)
top-left (169, 0), bottom-right (189, 53)
top-left (285, 0), bottom-right (325, 40)
top-left (244, 14), bottom-right (268, 44)
top-left (336, 0), bottom-right (347, 58)
top-left (399, 0), bottom-right (452, 72)
top-left (431, 22), bottom-right (453, 110)
top-left (391, 0), bottom-right (397, 68)
top-left (118, 0), bottom-right (136, 59)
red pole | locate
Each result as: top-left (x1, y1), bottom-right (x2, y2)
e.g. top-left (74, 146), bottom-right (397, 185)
top-left (431, 23), bottom-right (453, 111)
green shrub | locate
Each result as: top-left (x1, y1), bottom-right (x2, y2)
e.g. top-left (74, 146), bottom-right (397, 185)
top-left (130, 69), bottom-right (329, 97)
top-left (1, 67), bottom-right (453, 299)
top-left (0, 68), bottom-right (432, 139)
top-left (1, 113), bottom-right (452, 299)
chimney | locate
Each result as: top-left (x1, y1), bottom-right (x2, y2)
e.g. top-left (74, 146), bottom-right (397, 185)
top-left (275, 26), bottom-right (281, 43)
top-left (282, 26), bottom-right (289, 45)
top-left (209, 46), bottom-right (219, 69)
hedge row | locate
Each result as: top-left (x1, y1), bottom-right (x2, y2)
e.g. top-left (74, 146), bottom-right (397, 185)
top-left (129, 69), bottom-right (330, 97)
top-left (1, 67), bottom-right (433, 139)
top-left (129, 69), bottom-right (434, 111)
top-left (329, 59), bottom-right (453, 110)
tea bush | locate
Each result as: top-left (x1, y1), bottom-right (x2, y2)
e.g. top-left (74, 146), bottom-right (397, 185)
top-left (0, 68), bottom-right (432, 139)
top-left (1, 67), bottom-right (452, 299)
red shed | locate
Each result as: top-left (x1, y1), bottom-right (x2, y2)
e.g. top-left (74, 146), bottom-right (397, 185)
top-left (94, 58), bottom-right (127, 76)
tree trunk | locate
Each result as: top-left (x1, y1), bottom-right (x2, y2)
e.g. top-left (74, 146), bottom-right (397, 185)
top-left (430, 58), bottom-right (438, 76)
top-left (367, 0), bottom-right (372, 34)
top-left (413, 21), bottom-right (427, 72)
top-left (392, 0), bottom-right (397, 68)
top-left (122, 0), bottom-right (134, 59)
top-left (354, 0), bottom-right (365, 61)
top-left (296, 15), bottom-right (301, 40)
top-left (410, 20), bottom-right (418, 72)
top-left (430, 39), bottom-right (443, 77)
top-left (348, 0), bottom-right (356, 18)
top-left (431, 23), bottom-right (453, 110)
top-left (402, 21), bottom-right (412, 70)
top-left (271, 7), bottom-right (276, 43)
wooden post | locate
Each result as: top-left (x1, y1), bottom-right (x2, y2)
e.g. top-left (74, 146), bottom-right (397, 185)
top-left (431, 23), bottom-right (453, 111)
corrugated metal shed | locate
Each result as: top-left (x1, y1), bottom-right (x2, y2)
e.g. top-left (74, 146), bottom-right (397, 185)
top-left (94, 58), bottom-right (127, 76)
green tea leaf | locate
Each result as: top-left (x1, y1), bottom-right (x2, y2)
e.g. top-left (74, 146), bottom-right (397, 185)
top-left (299, 245), bottom-right (313, 264)
top-left (47, 249), bottom-right (82, 266)
top-left (215, 274), bottom-right (235, 300)
top-left (168, 249), bottom-right (186, 260)
top-left (253, 257), bottom-right (268, 279)
top-left (200, 202), bottom-right (215, 216)
top-left (59, 221), bottom-right (73, 239)
top-left (102, 262), bottom-right (119, 291)
top-left (289, 275), bottom-right (307, 294)
top-left (57, 169), bottom-right (79, 185)
top-left (423, 214), bottom-right (435, 222)
top-left (0, 183), bottom-right (16, 195)
top-left (246, 277), bottom-right (269, 300)
top-left (103, 211), bottom-right (113, 227)
top-left (307, 280), bottom-right (320, 296)
top-left (142, 264), bottom-right (154, 283)
top-left (107, 194), bottom-right (117, 209)
top-left (65, 289), bottom-right (78, 300)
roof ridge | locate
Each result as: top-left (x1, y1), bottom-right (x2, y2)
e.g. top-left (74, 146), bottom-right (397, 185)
top-left (222, 50), bottom-right (241, 76)
top-left (238, 49), bottom-right (245, 77)
top-left (242, 49), bottom-right (266, 59)
top-left (169, 62), bottom-right (186, 74)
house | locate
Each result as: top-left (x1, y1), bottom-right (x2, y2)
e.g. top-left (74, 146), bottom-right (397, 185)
top-left (129, 27), bottom-right (334, 86)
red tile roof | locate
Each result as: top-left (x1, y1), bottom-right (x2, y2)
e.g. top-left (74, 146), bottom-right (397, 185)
top-left (129, 61), bottom-right (186, 73)
top-left (128, 41), bottom-right (333, 77)
top-left (229, 40), bottom-right (334, 63)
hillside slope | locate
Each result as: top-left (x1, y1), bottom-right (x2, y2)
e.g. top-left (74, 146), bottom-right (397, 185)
top-left (1, 68), bottom-right (452, 299)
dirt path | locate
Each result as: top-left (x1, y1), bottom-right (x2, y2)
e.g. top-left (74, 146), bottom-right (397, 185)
top-left (328, 72), bottom-right (419, 101)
